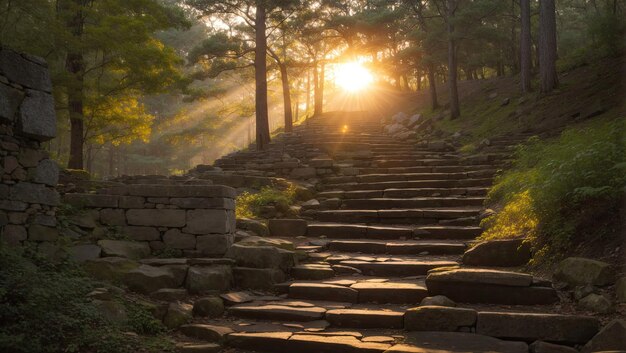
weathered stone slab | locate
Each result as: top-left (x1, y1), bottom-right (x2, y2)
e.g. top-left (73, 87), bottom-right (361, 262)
top-left (83, 257), bottom-right (139, 282)
top-left (123, 226), bottom-right (160, 241)
top-left (291, 264), bottom-right (335, 280)
top-left (180, 324), bottom-right (233, 343)
top-left (405, 306), bottom-right (477, 331)
top-left (289, 283), bottom-right (359, 303)
top-left (32, 159), bottom-right (59, 186)
top-left (126, 209), bottom-right (186, 227)
top-left (9, 182), bottom-right (59, 205)
top-left (185, 209), bottom-right (231, 234)
top-left (387, 332), bottom-right (528, 353)
top-left (530, 341), bottom-right (578, 353)
top-left (127, 184), bottom-right (236, 198)
top-left (476, 312), bottom-right (600, 344)
top-left (426, 269), bottom-right (533, 287)
top-left (351, 282), bottom-right (427, 304)
top-left (0, 49), bottom-right (52, 91)
top-left (553, 257), bottom-right (614, 288)
top-left (269, 219), bottom-right (308, 237)
top-left (325, 309), bottom-right (404, 329)
top-left (229, 304), bottom-right (326, 321)
top-left (17, 90), bottom-right (56, 141)
top-left (64, 193), bottom-right (118, 208)
top-left (170, 197), bottom-right (235, 210)
top-left (462, 239), bottom-right (531, 267)
top-left (341, 260), bottom-right (457, 277)
top-left (163, 229), bottom-right (196, 249)
top-left (185, 265), bottom-right (232, 294)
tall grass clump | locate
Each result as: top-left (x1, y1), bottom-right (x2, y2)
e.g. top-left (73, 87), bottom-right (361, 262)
top-left (236, 185), bottom-right (297, 219)
top-left (482, 119), bottom-right (625, 257)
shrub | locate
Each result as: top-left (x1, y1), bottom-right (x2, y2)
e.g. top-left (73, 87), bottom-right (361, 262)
top-left (236, 185), bottom-right (297, 218)
top-left (0, 245), bottom-right (172, 353)
top-left (482, 119), bottom-right (625, 256)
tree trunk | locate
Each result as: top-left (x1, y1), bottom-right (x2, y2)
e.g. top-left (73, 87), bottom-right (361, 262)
top-left (539, 0), bottom-right (558, 93)
top-left (279, 63), bottom-right (293, 132)
top-left (520, 0), bottom-right (532, 92)
top-left (305, 69), bottom-right (311, 116)
top-left (447, 0), bottom-right (460, 120)
top-left (64, 0), bottom-right (86, 169)
top-left (427, 64), bottom-right (439, 110)
top-left (314, 62), bottom-right (324, 116)
top-left (254, 4), bottom-right (271, 150)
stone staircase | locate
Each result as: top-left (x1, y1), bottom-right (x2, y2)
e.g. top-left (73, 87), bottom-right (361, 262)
top-left (172, 112), bottom-right (603, 353)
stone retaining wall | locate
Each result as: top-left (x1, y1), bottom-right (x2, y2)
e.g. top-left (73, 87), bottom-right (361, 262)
top-left (63, 185), bottom-right (236, 259)
top-left (0, 47), bottom-right (60, 247)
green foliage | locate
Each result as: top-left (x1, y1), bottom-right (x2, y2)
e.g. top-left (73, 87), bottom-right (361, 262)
top-left (0, 245), bottom-right (173, 353)
top-left (236, 185), bottom-right (297, 218)
top-left (483, 119), bottom-right (626, 255)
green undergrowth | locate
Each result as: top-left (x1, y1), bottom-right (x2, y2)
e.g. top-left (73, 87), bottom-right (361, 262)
top-left (0, 245), bottom-right (173, 353)
top-left (481, 118), bottom-right (626, 260)
top-left (236, 185), bottom-right (297, 219)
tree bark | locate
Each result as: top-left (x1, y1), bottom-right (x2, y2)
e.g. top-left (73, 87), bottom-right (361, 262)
top-left (305, 69), bottom-right (311, 116)
top-left (64, 0), bottom-right (86, 169)
top-left (427, 64), bottom-right (439, 110)
top-left (254, 4), bottom-right (271, 150)
top-left (278, 63), bottom-right (293, 132)
top-left (447, 0), bottom-right (460, 120)
top-left (314, 62), bottom-right (324, 116)
top-left (520, 0), bottom-right (532, 92)
top-left (539, 0), bottom-right (558, 93)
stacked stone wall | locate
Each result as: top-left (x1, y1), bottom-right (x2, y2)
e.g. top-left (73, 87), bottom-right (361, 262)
top-left (0, 47), bottom-right (60, 248)
top-left (63, 184), bottom-right (236, 260)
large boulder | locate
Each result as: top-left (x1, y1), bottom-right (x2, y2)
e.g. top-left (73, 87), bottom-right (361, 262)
top-left (226, 244), bottom-right (295, 271)
top-left (581, 319), bottom-right (626, 353)
top-left (123, 264), bottom-right (186, 294)
top-left (84, 257), bottom-right (139, 282)
top-left (185, 266), bottom-right (233, 294)
top-left (233, 267), bottom-right (286, 290)
top-left (236, 218), bottom-right (269, 236)
top-left (462, 239), bottom-right (531, 267)
top-left (577, 293), bottom-right (613, 314)
top-left (553, 257), bottom-right (614, 288)
top-left (163, 302), bottom-right (193, 329)
top-left (193, 297), bottom-right (225, 317)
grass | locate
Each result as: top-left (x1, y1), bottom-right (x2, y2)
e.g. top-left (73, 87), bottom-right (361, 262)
top-left (236, 185), bottom-right (298, 219)
top-left (0, 244), bottom-right (174, 353)
top-left (480, 118), bottom-right (625, 259)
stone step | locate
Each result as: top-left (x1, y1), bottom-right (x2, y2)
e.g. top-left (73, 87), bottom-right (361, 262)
top-left (425, 269), bottom-right (559, 305)
top-left (326, 309), bottom-right (404, 329)
top-left (312, 208), bottom-right (481, 224)
top-left (289, 283), bottom-right (359, 303)
top-left (317, 187), bottom-right (489, 200)
top-left (327, 239), bottom-right (467, 255)
top-left (228, 304), bottom-right (327, 321)
top-left (307, 223), bottom-right (414, 239)
top-left (286, 281), bottom-right (429, 304)
top-left (291, 264), bottom-right (336, 280)
top-left (415, 225), bottom-right (483, 240)
top-left (338, 260), bottom-right (458, 277)
top-left (342, 197), bottom-right (485, 209)
top-left (226, 331), bottom-right (392, 353)
top-left (357, 165), bottom-right (496, 174)
top-left (225, 331), bottom-right (537, 353)
top-left (306, 223), bottom-right (481, 240)
top-left (324, 178), bottom-right (494, 191)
